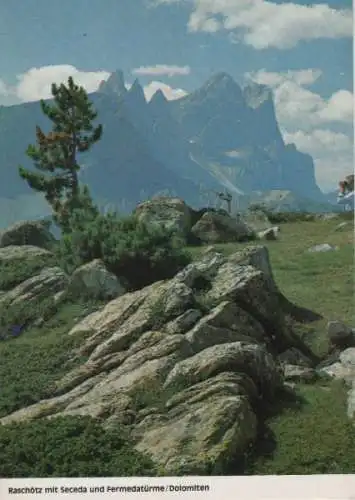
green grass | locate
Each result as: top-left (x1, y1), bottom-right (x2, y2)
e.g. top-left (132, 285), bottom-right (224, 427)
top-left (243, 380), bottom-right (355, 475)
top-left (0, 415), bottom-right (157, 477)
top-left (0, 301), bottom-right (100, 418)
top-left (0, 254), bottom-right (57, 290)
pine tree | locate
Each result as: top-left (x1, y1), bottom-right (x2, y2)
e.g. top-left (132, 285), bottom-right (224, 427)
top-left (18, 76), bottom-right (102, 231)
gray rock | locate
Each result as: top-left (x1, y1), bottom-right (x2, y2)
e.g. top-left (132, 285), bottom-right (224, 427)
top-left (134, 372), bottom-right (258, 475)
top-left (278, 347), bottom-right (313, 367)
top-left (134, 197), bottom-right (192, 238)
top-left (201, 245), bottom-right (217, 255)
top-left (327, 320), bottom-right (354, 348)
top-left (283, 364), bottom-right (316, 383)
top-left (0, 266), bottom-right (68, 328)
top-left (257, 226), bottom-right (279, 240)
top-left (240, 209), bottom-right (271, 232)
top-left (191, 211), bottom-right (254, 243)
top-left (334, 222), bottom-right (349, 231)
top-left (227, 244), bottom-right (278, 293)
top-left (165, 309), bottom-right (202, 335)
top-left (68, 259), bottom-right (126, 301)
top-left (0, 220), bottom-right (56, 250)
top-left (307, 243), bottom-right (338, 253)
top-left (164, 341), bottom-right (283, 397)
top-left (0, 244), bottom-right (315, 474)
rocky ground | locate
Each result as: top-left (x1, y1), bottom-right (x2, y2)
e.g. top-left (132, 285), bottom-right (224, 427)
top-left (0, 203), bottom-right (353, 476)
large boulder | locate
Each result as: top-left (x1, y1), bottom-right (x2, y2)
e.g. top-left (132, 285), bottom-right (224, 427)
top-left (307, 243), bottom-right (338, 253)
top-left (0, 266), bottom-right (68, 334)
top-left (67, 259), bottom-right (126, 301)
top-left (257, 226), bottom-right (279, 241)
top-left (134, 371), bottom-right (258, 474)
top-left (0, 220), bottom-right (56, 250)
top-left (0, 245), bottom-right (316, 474)
top-left (327, 320), bottom-right (354, 350)
top-left (134, 197), bottom-right (192, 238)
top-left (191, 211), bottom-right (254, 243)
top-left (240, 209), bottom-right (272, 232)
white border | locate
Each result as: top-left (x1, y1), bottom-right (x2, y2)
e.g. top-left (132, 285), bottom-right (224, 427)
top-left (0, 475), bottom-right (354, 499)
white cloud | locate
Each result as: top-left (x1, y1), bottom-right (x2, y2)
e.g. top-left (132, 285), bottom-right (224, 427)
top-left (0, 65), bottom-right (188, 105)
top-left (317, 90), bottom-right (354, 123)
top-left (246, 68), bottom-right (322, 87)
top-left (283, 129), bottom-right (352, 156)
top-left (246, 69), bottom-right (353, 129)
top-left (132, 64), bottom-right (191, 77)
top-left (155, 0), bottom-right (352, 49)
top-left (0, 78), bottom-right (19, 105)
top-left (245, 68), bottom-right (353, 190)
top-left (14, 65), bottom-right (110, 102)
top-left (143, 81), bottom-right (188, 101)
top-left (0, 78), bottom-right (10, 96)
top-left (283, 129), bottom-right (353, 191)
top-left (314, 156), bottom-right (353, 192)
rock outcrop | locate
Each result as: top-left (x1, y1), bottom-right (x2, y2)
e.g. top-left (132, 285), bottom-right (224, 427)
top-left (67, 259), bottom-right (126, 301)
top-left (0, 220), bottom-right (55, 250)
top-left (240, 209), bottom-right (272, 232)
top-left (0, 265), bottom-right (68, 330)
top-left (134, 198), bottom-right (257, 244)
top-left (257, 227), bottom-right (279, 241)
top-left (327, 320), bottom-right (355, 350)
top-left (191, 211), bottom-right (254, 243)
top-left (0, 244), bottom-right (322, 474)
top-left (307, 243), bottom-right (338, 253)
top-left (134, 197), bottom-right (193, 239)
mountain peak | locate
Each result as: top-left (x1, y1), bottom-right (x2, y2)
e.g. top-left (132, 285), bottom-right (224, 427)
top-left (209, 71), bottom-right (234, 83)
top-left (98, 70), bottom-right (127, 97)
top-left (149, 88), bottom-right (168, 106)
top-left (128, 78), bottom-right (146, 103)
top-left (205, 72), bottom-right (238, 89)
top-left (243, 82), bottom-right (273, 109)
top-left (198, 72), bottom-right (243, 102)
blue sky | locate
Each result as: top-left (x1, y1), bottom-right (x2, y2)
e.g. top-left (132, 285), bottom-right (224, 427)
top-left (0, 0), bottom-right (353, 191)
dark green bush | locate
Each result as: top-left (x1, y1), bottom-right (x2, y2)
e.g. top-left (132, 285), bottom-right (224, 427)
top-left (248, 204), bottom-right (316, 223)
top-left (0, 415), bottom-right (157, 477)
top-left (56, 208), bottom-right (191, 290)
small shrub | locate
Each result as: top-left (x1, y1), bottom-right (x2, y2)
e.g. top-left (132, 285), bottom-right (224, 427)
top-left (0, 415), bottom-right (157, 477)
top-left (248, 204), bottom-right (317, 223)
top-left (56, 209), bottom-right (192, 290)
top-left (267, 211), bottom-right (316, 223)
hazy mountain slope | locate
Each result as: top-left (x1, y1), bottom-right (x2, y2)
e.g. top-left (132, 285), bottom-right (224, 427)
top-left (167, 73), bottom-right (323, 200)
top-left (0, 70), bottom-right (334, 228)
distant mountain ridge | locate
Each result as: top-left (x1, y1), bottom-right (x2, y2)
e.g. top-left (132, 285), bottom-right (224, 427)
top-left (0, 69), bottom-right (334, 228)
